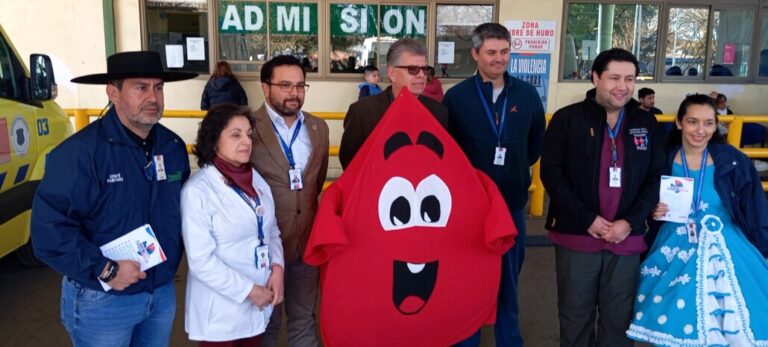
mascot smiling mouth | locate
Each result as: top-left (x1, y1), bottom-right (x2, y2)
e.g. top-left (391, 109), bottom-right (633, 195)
top-left (392, 260), bottom-right (439, 315)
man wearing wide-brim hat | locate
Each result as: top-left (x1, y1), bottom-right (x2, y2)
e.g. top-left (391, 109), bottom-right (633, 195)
top-left (31, 51), bottom-right (196, 346)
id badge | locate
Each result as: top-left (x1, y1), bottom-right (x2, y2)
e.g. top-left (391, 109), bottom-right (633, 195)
top-left (687, 218), bottom-right (698, 244)
top-left (289, 168), bottom-right (303, 190)
top-left (256, 245), bottom-right (270, 270)
top-left (493, 147), bottom-right (506, 166)
top-left (154, 155), bottom-right (167, 181)
top-left (609, 167), bottom-right (621, 188)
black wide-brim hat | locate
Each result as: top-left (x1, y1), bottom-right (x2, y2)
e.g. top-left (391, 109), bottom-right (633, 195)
top-left (71, 51), bottom-right (198, 84)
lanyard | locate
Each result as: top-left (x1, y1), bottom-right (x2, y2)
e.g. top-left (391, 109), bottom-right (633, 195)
top-left (607, 108), bottom-right (626, 167)
top-left (475, 77), bottom-right (507, 146)
top-left (231, 186), bottom-right (265, 246)
top-left (680, 147), bottom-right (708, 220)
top-left (271, 119), bottom-right (302, 168)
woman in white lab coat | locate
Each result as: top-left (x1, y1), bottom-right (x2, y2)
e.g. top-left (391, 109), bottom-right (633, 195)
top-left (181, 103), bottom-right (284, 346)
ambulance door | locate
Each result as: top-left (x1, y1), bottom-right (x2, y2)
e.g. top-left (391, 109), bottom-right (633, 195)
top-left (0, 31), bottom-right (39, 258)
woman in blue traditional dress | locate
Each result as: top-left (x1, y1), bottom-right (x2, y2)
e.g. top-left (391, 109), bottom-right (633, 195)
top-left (627, 94), bottom-right (768, 346)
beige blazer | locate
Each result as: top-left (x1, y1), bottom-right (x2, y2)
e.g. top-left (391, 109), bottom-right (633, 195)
top-left (250, 105), bottom-right (329, 264)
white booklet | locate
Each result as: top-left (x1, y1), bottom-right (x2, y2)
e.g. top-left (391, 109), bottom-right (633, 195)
top-left (658, 175), bottom-right (694, 223)
top-left (98, 224), bottom-right (167, 291)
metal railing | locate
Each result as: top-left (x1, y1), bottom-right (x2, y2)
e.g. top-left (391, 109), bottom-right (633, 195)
top-left (65, 109), bottom-right (768, 217)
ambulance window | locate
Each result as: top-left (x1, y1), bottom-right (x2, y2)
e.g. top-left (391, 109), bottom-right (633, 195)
top-left (0, 34), bottom-right (19, 100)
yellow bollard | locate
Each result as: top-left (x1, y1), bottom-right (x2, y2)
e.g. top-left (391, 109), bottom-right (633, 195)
top-left (727, 116), bottom-right (743, 147)
top-left (529, 159), bottom-right (544, 217)
top-left (74, 109), bottom-right (89, 132)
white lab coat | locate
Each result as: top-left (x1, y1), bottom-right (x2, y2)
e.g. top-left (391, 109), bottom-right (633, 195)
top-left (181, 165), bottom-right (284, 342)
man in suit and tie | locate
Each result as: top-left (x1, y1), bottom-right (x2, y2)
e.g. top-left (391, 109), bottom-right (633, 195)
top-left (250, 55), bottom-right (329, 347)
top-left (338, 38), bottom-right (449, 169)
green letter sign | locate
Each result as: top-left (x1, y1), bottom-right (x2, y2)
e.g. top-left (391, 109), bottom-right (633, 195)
top-left (330, 4), bottom-right (378, 37)
top-left (269, 2), bottom-right (318, 35)
top-left (219, 1), bottom-right (267, 34)
top-left (380, 5), bottom-right (426, 38)
top-left (329, 4), bottom-right (427, 38)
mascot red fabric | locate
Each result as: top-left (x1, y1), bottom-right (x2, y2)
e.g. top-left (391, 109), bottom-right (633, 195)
top-left (304, 89), bottom-right (517, 346)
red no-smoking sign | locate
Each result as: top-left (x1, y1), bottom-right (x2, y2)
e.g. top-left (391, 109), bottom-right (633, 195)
top-left (504, 20), bottom-right (557, 53)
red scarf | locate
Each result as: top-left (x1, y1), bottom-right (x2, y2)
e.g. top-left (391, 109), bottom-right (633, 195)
top-left (213, 156), bottom-right (257, 198)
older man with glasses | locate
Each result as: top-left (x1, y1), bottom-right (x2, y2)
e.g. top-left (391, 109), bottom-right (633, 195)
top-left (339, 38), bottom-right (449, 169)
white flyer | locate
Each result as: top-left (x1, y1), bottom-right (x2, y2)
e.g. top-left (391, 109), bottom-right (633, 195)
top-left (164, 44), bottom-right (184, 68)
top-left (186, 37), bottom-right (205, 61)
top-left (658, 175), bottom-right (694, 223)
top-left (437, 41), bottom-right (455, 64)
top-left (98, 224), bottom-right (167, 291)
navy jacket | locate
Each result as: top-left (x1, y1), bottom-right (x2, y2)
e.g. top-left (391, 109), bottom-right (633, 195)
top-left (656, 143), bottom-right (768, 256)
top-left (541, 89), bottom-right (666, 235)
top-left (443, 73), bottom-right (546, 211)
top-left (31, 108), bottom-right (190, 293)
top-left (201, 76), bottom-right (248, 110)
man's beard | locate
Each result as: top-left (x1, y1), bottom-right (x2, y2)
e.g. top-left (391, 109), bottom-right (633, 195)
top-left (270, 96), bottom-right (303, 117)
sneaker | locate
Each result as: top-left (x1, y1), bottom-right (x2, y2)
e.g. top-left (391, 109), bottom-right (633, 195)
top-left (754, 160), bottom-right (768, 172)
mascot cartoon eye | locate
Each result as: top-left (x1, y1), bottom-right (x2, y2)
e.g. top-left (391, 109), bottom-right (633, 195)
top-left (378, 175), bottom-right (452, 231)
top-left (378, 177), bottom-right (416, 231)
top-left (414, 175), bottom-right (451, 227)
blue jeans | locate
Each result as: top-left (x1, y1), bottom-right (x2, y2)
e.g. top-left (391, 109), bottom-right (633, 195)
top-left (60, 277), bottom-right (176, 347)
top-left (455, 208), bottom-right (526, 347)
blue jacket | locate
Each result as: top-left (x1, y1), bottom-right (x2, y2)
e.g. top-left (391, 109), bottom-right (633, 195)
top-left (659, 143), bottom-right (768, 256)
top-left (357, 82), bottom-right (382, 100)
top-left (443, 73), bottom-right (546, 211)
top-left (31, 108), bottom-right (190, 294)
top-left (201, 76), bottom-right (248, 110)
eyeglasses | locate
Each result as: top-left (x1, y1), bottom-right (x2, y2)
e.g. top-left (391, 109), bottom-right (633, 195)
top-left (266, 82), bottom-right (310, 92)
top-left (393, 65), bottom-right (434, 76)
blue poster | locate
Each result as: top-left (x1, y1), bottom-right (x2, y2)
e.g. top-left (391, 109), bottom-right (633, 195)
top-left (508, 53), bottom-right (550, 112)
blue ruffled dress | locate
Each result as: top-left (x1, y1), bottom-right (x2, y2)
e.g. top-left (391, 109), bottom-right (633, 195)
top-left (627, 162), bottom-right (768, 346)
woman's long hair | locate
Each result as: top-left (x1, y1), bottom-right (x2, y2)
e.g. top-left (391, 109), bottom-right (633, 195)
top-left (210, 61), bottom-right (237, 81)
top-left (665, 94), bottom-right (726, 150)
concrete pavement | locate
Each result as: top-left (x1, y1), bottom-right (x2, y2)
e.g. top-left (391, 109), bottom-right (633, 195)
top-left (0, 217), bottom-right (606, 347)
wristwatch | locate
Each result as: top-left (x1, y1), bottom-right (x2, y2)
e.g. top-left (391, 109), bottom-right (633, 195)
top-left (98, 260), bottom-right (119, 283)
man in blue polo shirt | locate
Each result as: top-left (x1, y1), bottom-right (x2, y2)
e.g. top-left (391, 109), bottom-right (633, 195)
top-left (31, 51), bottom-right (195, 346)
top-left (444, 23), bottom-right (546, 347)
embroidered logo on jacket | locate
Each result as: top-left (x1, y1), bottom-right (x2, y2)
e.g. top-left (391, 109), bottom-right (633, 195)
top-left (107, 173), bottom-right (124, 183)
top-left (629, 128), bottom-right (649, 151)
top-left (167, 171), bottom-right (183, 182)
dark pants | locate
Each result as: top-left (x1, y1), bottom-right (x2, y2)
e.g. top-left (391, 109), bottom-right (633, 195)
top-left (261, 259), bottom-right (319, 347)
top-left (455, 208), bottom-right (526, 347)
top-left (199, 335), bottom-right (260, 347)
top-left (554, 245), bottom-right (639, 347)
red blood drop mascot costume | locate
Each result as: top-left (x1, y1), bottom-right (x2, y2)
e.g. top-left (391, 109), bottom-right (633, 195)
top-left (304, 89), bottom-right (517, 346)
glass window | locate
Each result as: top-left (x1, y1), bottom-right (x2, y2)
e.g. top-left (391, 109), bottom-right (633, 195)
top-left (378, 4), bottom-right (427, 74)
top-left (329, 3), bottom-right (377, 73)
top-left (328, 3), bottom-right (428, 75)
top-left (0, 34), bottom-right (19, 100)
top-left (146, 0), bottom-right (209, 74)
top-left (563, 3), bottom-right (659, 80)
top-left (217, 1), bottom-right (268, 72)
top-left (217, 1), bottom-right (319, 73)
top-left (269, 2), bottom-right (319, 72)
top-left (665, 7), bottom-right (708, 79)
top-left (434, 4), bottom-right (493, 79)
top-left (709, 8), bottom-right (754, 78)
top-left (761, 8), bottom-right (768, 77)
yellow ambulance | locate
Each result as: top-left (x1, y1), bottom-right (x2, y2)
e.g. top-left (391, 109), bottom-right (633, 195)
top-left (0, 24), bottom-right (72, 265)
